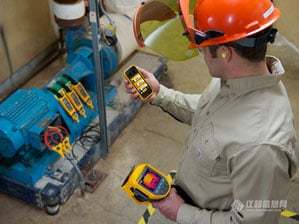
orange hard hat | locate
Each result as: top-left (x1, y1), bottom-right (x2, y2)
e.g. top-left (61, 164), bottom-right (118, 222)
top-left (132, 0), bottom-right (280, 61)
top-left (178, 0), bottom-right (281, 47)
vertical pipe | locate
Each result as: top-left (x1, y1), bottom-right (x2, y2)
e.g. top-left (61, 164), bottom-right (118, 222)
top-left (89, 0), bottom-right (109, 156)
top-left (0, 41), bottom-right (61, 99)
top-left (0, 26), bottom-right (14, 77)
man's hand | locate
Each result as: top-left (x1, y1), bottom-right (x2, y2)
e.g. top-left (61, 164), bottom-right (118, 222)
top-left (124, 67), bottom-right (160, 102)
top-left (152, 188), bottom-right (185, 222)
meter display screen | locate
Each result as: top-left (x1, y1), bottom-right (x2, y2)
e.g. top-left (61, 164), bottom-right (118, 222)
top-left (140, 169), bottom-right (162, 191)
top-left (62, 98), bottom-right (73, 111)
top-left (71, 92), bottom-right (81, 106)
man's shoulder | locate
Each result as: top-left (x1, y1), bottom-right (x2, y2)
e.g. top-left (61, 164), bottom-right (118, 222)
top-left (213, 81), bottom-right (295, 150)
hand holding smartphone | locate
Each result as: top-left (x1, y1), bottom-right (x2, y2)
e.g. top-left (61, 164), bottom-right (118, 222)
top-left (124, 65), bottom-right (153, 101)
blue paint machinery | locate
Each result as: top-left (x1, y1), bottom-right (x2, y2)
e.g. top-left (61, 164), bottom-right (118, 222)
top-left (0, 2), bottom-right (119, 214)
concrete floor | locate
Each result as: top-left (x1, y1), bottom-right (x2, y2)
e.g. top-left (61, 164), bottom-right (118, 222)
top-left (0, 33), bottom-right (299, 224)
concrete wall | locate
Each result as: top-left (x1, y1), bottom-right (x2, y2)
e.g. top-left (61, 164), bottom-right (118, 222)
top-left (276, 0), bottom-right (299, 47)
top-left (0, 0), bottom-right (56, 83)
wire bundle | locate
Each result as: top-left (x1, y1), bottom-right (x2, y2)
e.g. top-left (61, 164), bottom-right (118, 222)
top-left (71, 123), bottom-right (101, 159)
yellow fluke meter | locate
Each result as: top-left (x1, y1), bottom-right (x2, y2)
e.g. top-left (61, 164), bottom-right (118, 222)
top-left (66, 90), bottom-right (86, 117)
top-left (73, 82), bottom-right (94, 109)
top-left (51, 138), bottom-right (71, 158)
top-left (56, 95), bottom-right (79, 122)
top-left (122, 163), bottom-right (173, 205)
top-left (56, 78), bottom-right (87, 117)
top-left (44, 126), bottom-right (72, 158)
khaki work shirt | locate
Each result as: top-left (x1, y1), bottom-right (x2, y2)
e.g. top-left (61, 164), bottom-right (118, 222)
top-left (150, 56), bottom-right (298, 224)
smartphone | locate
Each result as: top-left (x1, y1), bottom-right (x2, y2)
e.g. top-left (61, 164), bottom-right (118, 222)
top-left (124, 65), bottom-right (153, 101)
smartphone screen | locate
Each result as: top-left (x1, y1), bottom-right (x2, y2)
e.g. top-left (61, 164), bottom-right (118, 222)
top-left (125, 66), bottom-right (152, 100)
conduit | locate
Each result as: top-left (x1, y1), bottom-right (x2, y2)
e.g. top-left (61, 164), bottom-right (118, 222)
top-left (0, 41), bottom-right (61, 99)
top-left (102, 0), bottom-right (143, 18)
top-left (0, 26), bottom-right (13, 77)
top-left (100, 13), bottom-right (138, 63)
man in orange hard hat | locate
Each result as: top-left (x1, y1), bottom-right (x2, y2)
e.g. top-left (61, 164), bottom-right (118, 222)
top-left (125, 0), bottom-right (298, 223)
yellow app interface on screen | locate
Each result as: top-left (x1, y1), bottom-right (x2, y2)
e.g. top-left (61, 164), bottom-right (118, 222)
top-left (125, 66), bottom-right (152, 100)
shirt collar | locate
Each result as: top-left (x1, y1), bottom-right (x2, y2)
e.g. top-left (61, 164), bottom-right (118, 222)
top-left (220, 56), bottom-right (285, 96)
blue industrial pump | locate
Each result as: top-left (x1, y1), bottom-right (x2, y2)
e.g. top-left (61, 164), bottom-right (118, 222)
top-left (0, 26), bottom-right (118, 213)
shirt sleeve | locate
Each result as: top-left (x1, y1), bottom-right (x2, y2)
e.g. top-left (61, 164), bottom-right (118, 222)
top-left (152, 85), bottom-right (201, 125)
top-left (176, 144), bottom-right (291, 224)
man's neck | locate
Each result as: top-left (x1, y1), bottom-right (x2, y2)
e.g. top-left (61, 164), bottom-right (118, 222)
top-left (221, 60), bottom-right (271, 80)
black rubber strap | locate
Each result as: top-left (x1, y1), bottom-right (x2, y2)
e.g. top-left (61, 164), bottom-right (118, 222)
top-left (235, 28), bottom-right (278, 47)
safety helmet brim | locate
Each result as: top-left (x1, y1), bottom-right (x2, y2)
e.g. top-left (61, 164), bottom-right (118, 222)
top-left (133, 0), bottom-right (199, 61)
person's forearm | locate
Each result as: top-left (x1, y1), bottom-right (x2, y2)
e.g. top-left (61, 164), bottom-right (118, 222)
top-left (152, 85), bottom-right (201, 125)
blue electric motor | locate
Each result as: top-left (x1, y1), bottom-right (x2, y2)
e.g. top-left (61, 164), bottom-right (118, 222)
top-left (0, 26), bottom-right (118, 186)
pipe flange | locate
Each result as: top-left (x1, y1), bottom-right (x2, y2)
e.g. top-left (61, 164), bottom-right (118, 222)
top-left (51, 0), bottom-right (86, 27)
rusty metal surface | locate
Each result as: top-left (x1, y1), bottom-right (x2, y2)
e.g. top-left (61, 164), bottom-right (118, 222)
top-left (55, 16), bottom-right (86, 28)
top-left (83, 169), bottom-right (108, 193)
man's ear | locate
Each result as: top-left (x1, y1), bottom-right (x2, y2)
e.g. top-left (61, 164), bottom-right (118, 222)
top-left (217, 46), bottom-right (232, 61)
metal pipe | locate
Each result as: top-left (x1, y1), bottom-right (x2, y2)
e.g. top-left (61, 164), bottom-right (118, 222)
top-left (89, 0), bottom-right (109, 156)
top-left (0, 26), bottom-right (14, 77)
top-left (0, 40), bottom-right (61, 99)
